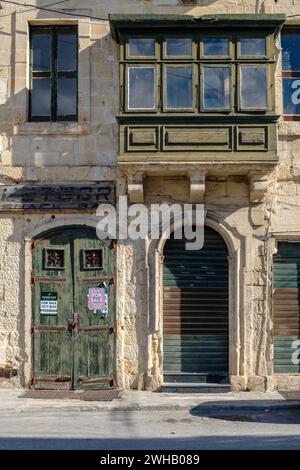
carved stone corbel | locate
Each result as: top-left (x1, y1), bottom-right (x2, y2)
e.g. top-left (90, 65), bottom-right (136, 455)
top-left (249, 175), bottom-right (268, 203)
top-left (189, 173), bottom-right (206, 203)
top-left (128, 173), bottom-right (145, 203)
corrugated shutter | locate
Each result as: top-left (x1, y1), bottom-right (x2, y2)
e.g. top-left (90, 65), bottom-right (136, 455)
top-left (163, 226), bottom-right (229, 374)
top-left (273, 242), bottom-right (300, 373)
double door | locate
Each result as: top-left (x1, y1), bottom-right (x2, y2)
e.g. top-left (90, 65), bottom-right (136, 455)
top-left (32, 227), bottom-right (116, 389)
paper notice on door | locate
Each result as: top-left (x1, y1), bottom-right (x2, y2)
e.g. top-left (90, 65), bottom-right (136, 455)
top-left (40, 292), bottom-right (58, 315)
top-left (87, 285), bottom-right (108, 315)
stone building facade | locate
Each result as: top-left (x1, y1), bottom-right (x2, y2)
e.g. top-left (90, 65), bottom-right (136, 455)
top-left (0, 0), bottom-right (300, 392)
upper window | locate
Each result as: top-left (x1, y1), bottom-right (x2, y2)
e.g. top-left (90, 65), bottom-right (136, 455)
top-left (30, 26), bottom-right (78, 122)
top-left (121, 35), bottom-right (272, 114)
top-left (282, 29), bottom-right (300, 120)
top-left (202, 38), bottom-right (229, 57)
top-left (239, 37), bottom-right (267, 57)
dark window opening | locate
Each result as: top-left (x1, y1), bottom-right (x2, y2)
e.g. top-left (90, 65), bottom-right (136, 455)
top-left (30, 26), bottom-right (78, 122)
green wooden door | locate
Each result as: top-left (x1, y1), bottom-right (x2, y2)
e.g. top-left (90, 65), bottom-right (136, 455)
top-left (273, 242), bottom-right (300, 373)
top-left (163, 226), bottom-right (229, 375)
top-left (32, 227), bottom-right (116, 390)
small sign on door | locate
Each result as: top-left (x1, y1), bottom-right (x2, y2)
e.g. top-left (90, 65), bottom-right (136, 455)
top-left (87, 284), bottom-right (108, 317)
top-left (40, 292), bottom-right (58, 315)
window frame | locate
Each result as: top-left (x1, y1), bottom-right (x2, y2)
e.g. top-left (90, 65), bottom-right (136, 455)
top-left (200, 35), bottom-right (233, 60)
top-left (162, 36), bottom-right (195, 60)
top-left (237, 33), bottom-right (269, 60)
top-left (162, 63), bottom-right (196, 113)
top-left (29, 25), bottom-right (78, 123)
top-left (200, 63), bottom-right (233, 113)
top-left (125, 63), bottom-right (159, 113)
top-left (125, 34), bottom-right (158, 60)
top-left (237, 63), bottom-right (270, 112)
top-left (120, 32), bottom-right (274, 116)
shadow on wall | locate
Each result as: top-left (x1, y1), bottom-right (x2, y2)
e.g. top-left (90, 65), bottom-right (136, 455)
top-left (0, 8), bottom-right (118, 387)
top-left (0, 12), bottom-right (118, 169)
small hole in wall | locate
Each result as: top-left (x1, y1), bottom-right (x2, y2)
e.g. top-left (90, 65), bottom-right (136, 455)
top-left (26, 219), bottom-right (31, 223)
top-left (51, 215), bottom-right (55, 219)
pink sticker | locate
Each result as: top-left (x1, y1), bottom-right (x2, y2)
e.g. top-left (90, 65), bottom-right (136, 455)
top-left (88, 287), bottom-right (107, 311)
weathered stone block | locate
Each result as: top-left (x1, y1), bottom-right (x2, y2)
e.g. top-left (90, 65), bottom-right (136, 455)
top-left (247, 376), bottom-right (266, 392)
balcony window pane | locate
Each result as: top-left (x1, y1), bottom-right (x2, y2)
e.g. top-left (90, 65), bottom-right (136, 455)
top-left (166, 38), bottom-right (192, 56)
top-left (203, 38), bottom-right (229, 56)
top-left (32, 33), bottom-right (51, 71)
top-left (128, 67), bottom-right (155, 109)
top-left (203, 67), bottom-right (230, 110)
top-left (31, 78), bottom-right (51, 118)
top-left (240, 38), bottom-right (266, 56)
top-left (128, 38), bottom-right (155, 57)
top-left (240, 66), bottom-right (267, 109)
top-left (57, 32), bottom-right (77, 71)
top-left (166, 66), bottom-right (193, 109)
top-left (57, 78), bottom-right (77, 118)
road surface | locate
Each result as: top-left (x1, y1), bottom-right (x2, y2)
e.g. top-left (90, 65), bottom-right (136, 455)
top-left (0, 408), bottom-right (300, 450)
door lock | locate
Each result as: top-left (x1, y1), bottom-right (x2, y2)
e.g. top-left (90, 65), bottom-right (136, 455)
top-left (68, 313), bottom-right (79, 339)
top-left (68, 319), bottom-right (77, 331)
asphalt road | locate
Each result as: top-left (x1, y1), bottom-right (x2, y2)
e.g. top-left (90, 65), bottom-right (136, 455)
top-left (0, 408), bottom-right (300, 450)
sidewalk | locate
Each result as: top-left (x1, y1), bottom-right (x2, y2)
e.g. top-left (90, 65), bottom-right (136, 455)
top-left (0, 389), bottom-right (299, 414)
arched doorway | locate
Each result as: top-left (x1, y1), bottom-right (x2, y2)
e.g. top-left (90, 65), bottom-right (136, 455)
top-left (31, 226), bottom-right (116, 390)
top-left (163, 226), bottom-right (229, 382)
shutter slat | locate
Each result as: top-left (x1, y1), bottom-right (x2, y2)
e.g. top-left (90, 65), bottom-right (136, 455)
top-left (273, 243), bottom-right (300, 373)
top-left (163, 227), bottom-right (229, 374)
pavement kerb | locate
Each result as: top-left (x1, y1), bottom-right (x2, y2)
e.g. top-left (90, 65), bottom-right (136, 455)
top-left (1, 400), bottom-right (300, 414)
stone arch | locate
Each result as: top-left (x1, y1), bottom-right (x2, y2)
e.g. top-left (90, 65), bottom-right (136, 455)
top-left (146, 211), bottom-right (245, 389)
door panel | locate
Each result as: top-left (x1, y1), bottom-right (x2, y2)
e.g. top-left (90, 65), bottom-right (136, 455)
top-left (163, 227), bottom-right (229, 374)
top-left (32, 231), bottom-right (73, 388)
top-left (73, 231), bottom-right (116, 389)
top-left (32, 227), bottom-right (116, 389)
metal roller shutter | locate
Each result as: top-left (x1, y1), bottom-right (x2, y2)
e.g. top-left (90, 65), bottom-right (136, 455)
top-left (273, 242), bottom-right (300, 373)
top-left (163, 226), bottom-right (229, 374)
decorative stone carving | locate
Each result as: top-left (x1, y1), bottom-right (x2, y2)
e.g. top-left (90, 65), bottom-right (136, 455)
top-left (128, 174), bottom-right (144, 203)
top-left (189, 173), bottom-right (206, 203)
top-left (249, 175), bottom-right (268, 203)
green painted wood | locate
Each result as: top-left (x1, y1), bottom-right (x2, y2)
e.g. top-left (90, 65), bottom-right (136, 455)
top-left (73, 231), bottom-right (116, 389)
top-left (32, 227), bottom-right (116, 389)
top-left (32, 230), bottom-right (73, 384)
top-left (110, 14), bottom-right (285, 43)
top-left (273, 242), bottom-right (300, 373)
top-left (163, 227), bottom-right (229, 374)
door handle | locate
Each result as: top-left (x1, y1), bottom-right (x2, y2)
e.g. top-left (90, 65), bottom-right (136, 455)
top-left (67, 319), bottom-right (76, 332)
top-left (68, 313), bottom-right (80, 339)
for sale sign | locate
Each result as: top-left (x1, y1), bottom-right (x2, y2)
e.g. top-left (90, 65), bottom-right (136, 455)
top-left (40, 292), bottom-right (58, 315)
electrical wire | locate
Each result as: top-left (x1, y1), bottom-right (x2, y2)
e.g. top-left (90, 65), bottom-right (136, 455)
top-left (0, 0), bottom-right (73, 17)
top-left (1, 0), bottom-right (300, 21)
top-left (0, 0), bottom-right (108, 20)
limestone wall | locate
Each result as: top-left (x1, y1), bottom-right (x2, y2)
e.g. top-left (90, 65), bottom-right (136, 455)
top-left (1, 1), bottom-right (300, 390)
